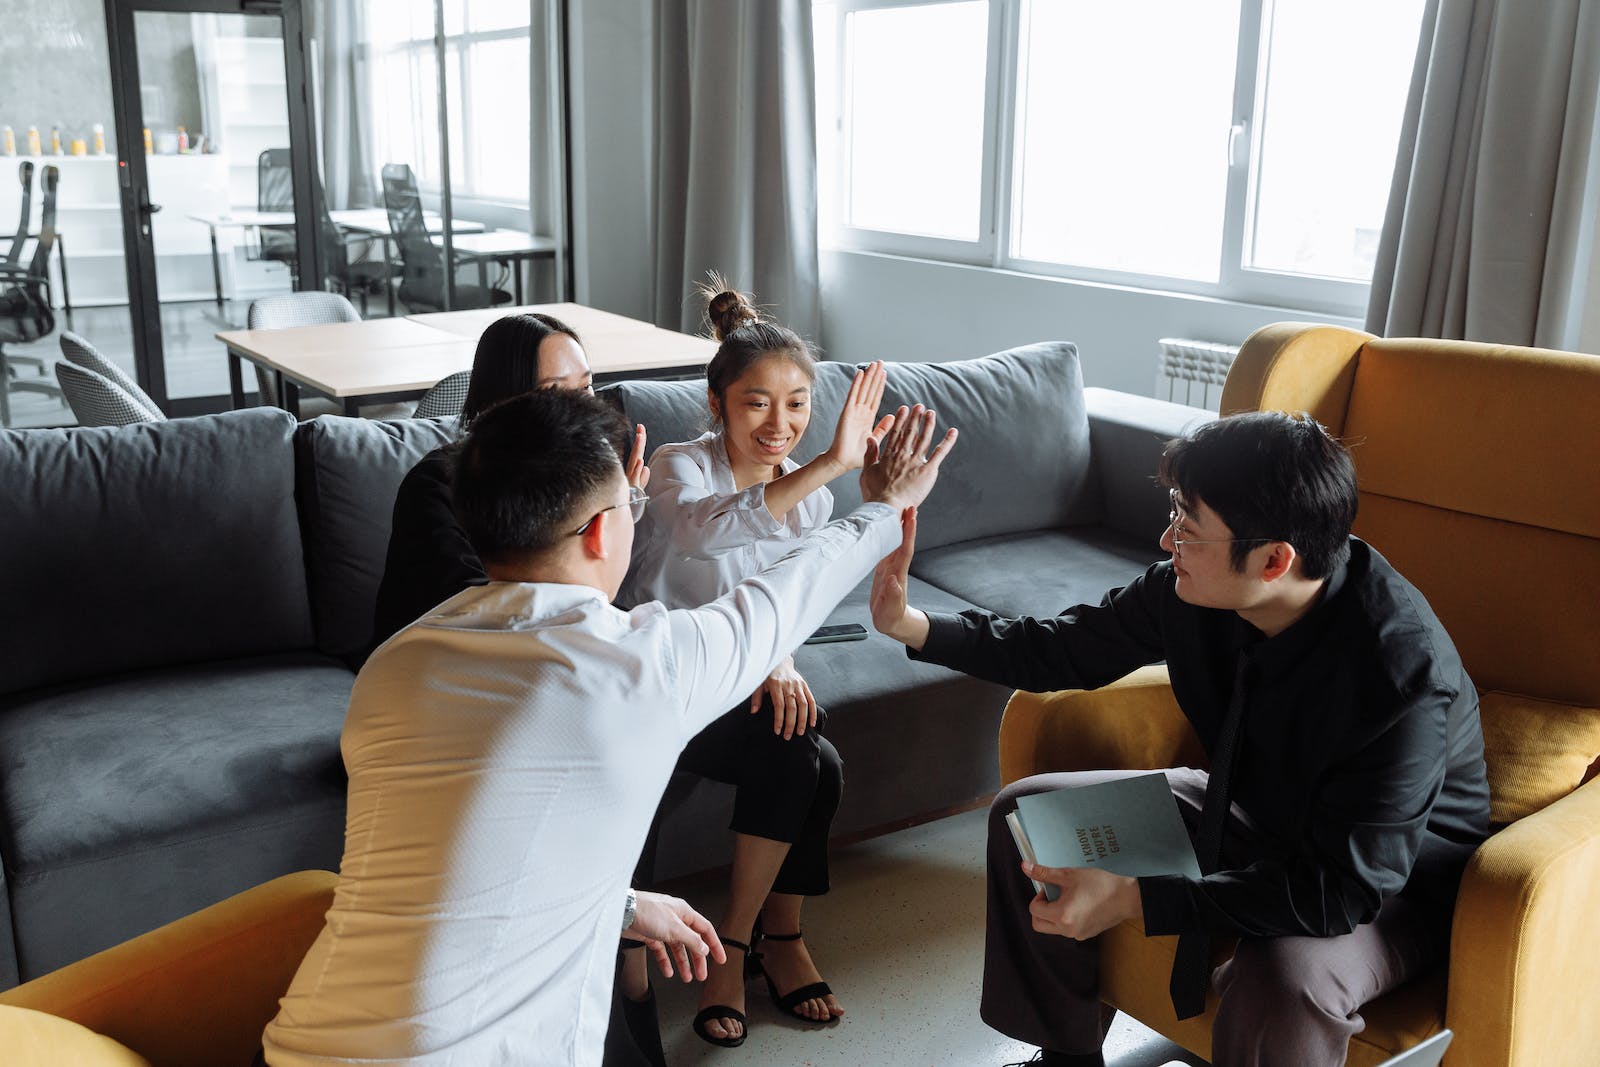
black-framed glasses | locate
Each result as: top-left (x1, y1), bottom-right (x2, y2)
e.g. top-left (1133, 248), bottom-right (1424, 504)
top-left (1167, 489), bottom-right (1280, 552)
top-left (573, 486), bottom-right (649, 536)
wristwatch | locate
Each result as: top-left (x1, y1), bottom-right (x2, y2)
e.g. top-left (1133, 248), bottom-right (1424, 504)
top-left (621, 888), bottom-right (638, 931)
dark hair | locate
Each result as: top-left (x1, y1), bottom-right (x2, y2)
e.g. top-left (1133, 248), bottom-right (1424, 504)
top-left (1159, 411), bottom-right (1357, 579)
top-left (459, 313), bottom-right (584, 430)
top-left (452, 389), bottom-right (632, 567)
top-left (700, 282), bottom-right (815, 429)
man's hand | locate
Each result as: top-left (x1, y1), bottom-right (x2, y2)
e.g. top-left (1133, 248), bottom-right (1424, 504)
top-left (625, 891), bottom-right (727, 982)
top-left (750, 655), bottom-right (818, 738)
top-left (626, 423), bottom-right (651, 491)
top-left (823, 360), bottom-right (894, 472)
top-left (859, 404), bottom-right (957, 512)
top-left (1024, 862), bottom-right (1143, 941)
top-left (870, 505), bottom-right (930, 649)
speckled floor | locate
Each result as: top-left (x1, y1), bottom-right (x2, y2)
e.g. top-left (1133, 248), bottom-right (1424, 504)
top-left (651, 807), bottom-right (1207, 1066)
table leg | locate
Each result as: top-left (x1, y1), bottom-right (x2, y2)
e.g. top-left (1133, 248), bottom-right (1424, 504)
top-left (343, 397), bottom-right (359, 416)
top-left (279, 375), bottom-right (299, 414)
top-left (209, 227), bottom-right (224, 310)
top-left (383, 235), bottom-right (396, 317)
top-left (228, 350), bottom-right (245, 409)
top-left (477, 256), bottom-right (488, 302)
top-left (512, 255), bottom-right (523, 305)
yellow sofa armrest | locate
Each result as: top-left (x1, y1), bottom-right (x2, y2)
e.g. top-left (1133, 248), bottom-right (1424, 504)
top-left (0, 870), bottom-right (337, 1067)
top-left (1445, 777), bottom-right (1600, 1067)
top-left (999, 665), bottom-right (1206, 785)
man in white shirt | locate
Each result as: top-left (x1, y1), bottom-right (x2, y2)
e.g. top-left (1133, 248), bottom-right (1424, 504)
top-left (262, 388), bottom-right (956, 1066)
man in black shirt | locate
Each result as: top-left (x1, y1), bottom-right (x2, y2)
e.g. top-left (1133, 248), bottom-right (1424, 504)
top-left (870, 412), bottom-right (1489, 1067)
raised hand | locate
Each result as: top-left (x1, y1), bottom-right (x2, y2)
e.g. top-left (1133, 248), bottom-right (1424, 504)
top-left (859, 404), bottom-right (958, 513)
top-left (823, 361), bottom-right (893, 472)
top-left (626, 423), bottom-right (651, 491)
top-left (626, 891), bottom-right (727, 982)
top-left (870, 505), bottom-right (924, 645)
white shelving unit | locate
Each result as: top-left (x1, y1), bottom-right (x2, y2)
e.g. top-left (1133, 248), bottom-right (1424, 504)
top-left (0, 152), bottom-right (229, 307)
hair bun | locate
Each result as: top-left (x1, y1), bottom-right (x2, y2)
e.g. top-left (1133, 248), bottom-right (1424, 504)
top-left (702, 280), bottom-right (760, 341)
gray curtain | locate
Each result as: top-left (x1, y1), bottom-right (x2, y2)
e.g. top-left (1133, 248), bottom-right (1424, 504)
top-left (1365, 0), bottom-right (1600, 347)
top-left (652, 0), bottom-right (821, 341)
top-left (307, 0), bottom-right (375, 210)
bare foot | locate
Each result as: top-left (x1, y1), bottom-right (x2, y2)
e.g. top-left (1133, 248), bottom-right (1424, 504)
top-left (695, 940), bottom-right (748, 1042)
top-left (758, 934), bottom-right (844, 1022)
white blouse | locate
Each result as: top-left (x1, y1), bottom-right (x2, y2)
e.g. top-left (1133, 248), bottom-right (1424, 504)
top-left (262, 503), bottom-right (899, 1067)
top-left (621, 431), bottom-right (834, 611)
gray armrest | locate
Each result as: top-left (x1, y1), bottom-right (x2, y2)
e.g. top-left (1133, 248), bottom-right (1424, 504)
top-left (1085, 387), bottom-right (1214, 543)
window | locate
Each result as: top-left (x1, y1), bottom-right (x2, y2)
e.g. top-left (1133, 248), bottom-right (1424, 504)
top-left (361, 0), bottom-right (531, 204)
top-left (814, 0), bottom-right (1428, 314)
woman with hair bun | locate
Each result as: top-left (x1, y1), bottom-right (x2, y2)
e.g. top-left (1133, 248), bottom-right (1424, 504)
top-left (621, 283), bottom-right (892, 1048)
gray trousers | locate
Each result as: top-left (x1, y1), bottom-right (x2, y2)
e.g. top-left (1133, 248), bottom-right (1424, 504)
top-left (980, 769), bottom-right (1452, 1067)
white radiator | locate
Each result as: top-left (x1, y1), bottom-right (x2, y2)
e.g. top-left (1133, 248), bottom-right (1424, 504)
top-left (1157, 337), bottom-right (1241, 410)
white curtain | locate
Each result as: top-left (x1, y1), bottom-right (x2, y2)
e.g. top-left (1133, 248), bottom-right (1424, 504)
top-left (307, 0), bottom-right (375, 210)
top-left (652, 0), bottom-right (821, 341)
top-left (1365, 0), bottom-right (1600, 347)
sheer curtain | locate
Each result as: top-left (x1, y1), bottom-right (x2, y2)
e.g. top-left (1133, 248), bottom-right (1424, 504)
top-left (1365, 0), bottom-right (1600, 348)
top-left (308, 0), bottom-right (375, 210)
top-left (652, 0), bottom-right (821, 340)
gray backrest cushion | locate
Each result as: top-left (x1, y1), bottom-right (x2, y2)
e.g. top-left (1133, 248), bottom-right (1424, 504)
top-left (0, 409), bottom-right (311, 695)
top-left (294, 414), bottom-right (458, 662)
top-left (600, 344), bottom-right (1096, 549)
top-left (875, 342), bottom-right (1099, 550)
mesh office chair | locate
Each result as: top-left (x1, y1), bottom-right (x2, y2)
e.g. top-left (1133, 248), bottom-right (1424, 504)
top-left (4, 161), bottom-right (35, 272)
top-left (380, 163), bottom-right (510, 313)
top-left (412, 369), bottom-right (472, 419)
top-left (59, 331), bottom-right (163, 420)
top-left (54, 362), bottom-right (161, 427)
top-left (0, 165), bottom-right (64, 426)
top-left (315, 186), bottom-right (391, 316)
top-left (257, 149), bottom-right (298, 277)
top-left (245, 291), bottom-right (360, 415)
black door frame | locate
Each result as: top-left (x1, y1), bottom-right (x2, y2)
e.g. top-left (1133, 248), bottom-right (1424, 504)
top-left (104, 0), bottom-right (322, 414)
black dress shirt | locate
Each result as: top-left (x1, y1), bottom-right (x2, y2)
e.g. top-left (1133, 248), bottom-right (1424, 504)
top-left (370, 444), bottom-right (488, 652)
top-left (913, 537), bottom-right (1490, 940)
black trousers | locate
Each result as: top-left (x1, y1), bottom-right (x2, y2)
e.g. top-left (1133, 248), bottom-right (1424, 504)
top-left (980, 768), bottom-right (1452, 1067)
top-left (638, 697), bottom-right (844, 897)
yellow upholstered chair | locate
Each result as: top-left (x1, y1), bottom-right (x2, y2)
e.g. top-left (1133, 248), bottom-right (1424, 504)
top-left (0, 870), bottom-right (336, 1067)
top-left (999, 324), bottom-right (1600, 1067)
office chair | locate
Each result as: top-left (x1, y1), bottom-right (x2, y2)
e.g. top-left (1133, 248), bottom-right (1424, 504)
top-left (59, 332), bottom-right (163, 421)
top-left (245, 291), bottom-right (361, 415)
top-left (412, 369), bottom-right (471, 419)
top-left (54, 362), bottom-right (163, 428)
top-left (257, 148), bottom-right (298, 277)
top-left (4, 161), bottom-right (35, 271)
top-left (0, 165), bottom-right (64, 426)
top-left (380, 163), bottom-right (510, 313)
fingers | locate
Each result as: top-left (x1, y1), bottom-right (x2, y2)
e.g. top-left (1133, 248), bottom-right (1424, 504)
top-left (802, 680), bottom-right (818, 731)
top-left (1022, 861), bottom-right (1072, 888)
top-left (670, 939), bottom-right (695, 983)
top-left (649, 940), bottom-right (674, 979)
top-left (750, 688), bottom-right (762, 715)
top-left (631, 423), bottom-right (646, 464)
top-left (686, 909), bottom-right (726, 967)
top-left (923, 427), bottom-right (958, 473)
top-left (869, 412), bottom-right (895, 444)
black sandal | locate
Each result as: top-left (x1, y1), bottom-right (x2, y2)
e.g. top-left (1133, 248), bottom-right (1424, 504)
top-left (691, 936), bottom-right (753, 1048)
top-left (752, 926), bottom-right (839, 1025)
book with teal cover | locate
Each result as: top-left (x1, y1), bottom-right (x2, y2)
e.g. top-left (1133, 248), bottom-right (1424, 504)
top-left (1011, 773), bottom-right (1202, 900)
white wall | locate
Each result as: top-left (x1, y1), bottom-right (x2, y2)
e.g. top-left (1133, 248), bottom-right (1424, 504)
top-left (820, 250), bottom-right (1362, 402)
top-left (566, 0), bottom-right (656, 320)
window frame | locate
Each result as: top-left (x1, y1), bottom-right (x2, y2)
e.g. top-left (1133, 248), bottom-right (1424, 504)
top-left (817, 0), bottom-right (1406, 318)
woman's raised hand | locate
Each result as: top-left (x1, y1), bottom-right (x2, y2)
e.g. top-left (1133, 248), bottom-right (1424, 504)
top-left (626, 423), bottom-right (651, 491)
top-left (824, 361), bottom-right (893, 472)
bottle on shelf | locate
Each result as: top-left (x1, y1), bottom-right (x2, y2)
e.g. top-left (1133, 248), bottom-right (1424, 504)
top-left (49, 124), bottom-right (62, 155)
top-left (177, 125), bottom-right (188, 153)
top-left (26, 126), bottom-right (41, 155)
top-left (143, 127), bottom-right (153, 155)
top-left (92, 123), bottom-right (106, 155)
top-left (2, 126), bottom-right (14, 156)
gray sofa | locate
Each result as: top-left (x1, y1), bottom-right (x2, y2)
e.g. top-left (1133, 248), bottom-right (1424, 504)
top-left (0, 340), bottom-right (1208, 985)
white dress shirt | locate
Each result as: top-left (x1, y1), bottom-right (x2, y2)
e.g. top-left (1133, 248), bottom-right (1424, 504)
top-left (261, 502), bottom-right (897, 1067)
top-left (620, 431), bottom-right (833, 610)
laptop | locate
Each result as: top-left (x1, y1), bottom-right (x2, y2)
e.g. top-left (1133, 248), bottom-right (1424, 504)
top-left (1376, 1030), bottom-right (1453, 1067)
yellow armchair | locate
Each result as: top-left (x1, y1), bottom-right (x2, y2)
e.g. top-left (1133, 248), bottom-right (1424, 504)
top-left (999, 324), bottom-right (1600, 1067)
top-left (0, 870), bottom-right (336, 1067)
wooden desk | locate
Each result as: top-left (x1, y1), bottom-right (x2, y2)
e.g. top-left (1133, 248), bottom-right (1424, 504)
top-left (217, 304), bottom-right (714, 415)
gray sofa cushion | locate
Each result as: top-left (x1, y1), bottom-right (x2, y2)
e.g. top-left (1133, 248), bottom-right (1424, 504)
top-left (0, 409), bottom-right (311, 695)
top-left (651, 574), bottom-right (1012, 881)
top-left (910, 527), bottom-right (1162, 620)
top-left (876, 342), bottom-right (1100, 551)
top-left (0, 652), bottom-right (352, 979)
top-left (294, 414), bottom-right (458, 662)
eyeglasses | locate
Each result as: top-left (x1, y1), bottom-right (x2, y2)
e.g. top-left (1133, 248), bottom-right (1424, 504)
top-left (1167, 490), bottom-right (1280, 552)
top-left (573, 486), bottom-right (649, 536)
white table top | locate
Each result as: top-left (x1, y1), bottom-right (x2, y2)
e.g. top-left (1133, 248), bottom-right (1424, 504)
top-left (434, 230), bottom-right (559, 257)
top-left (188, 208), bottom-right (486, 236)
top-left (218, 304), bottom-right (715, 400)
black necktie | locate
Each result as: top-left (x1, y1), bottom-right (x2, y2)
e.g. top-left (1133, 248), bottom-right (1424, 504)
top-left (1169, 655), bottom-right (1251, 1020)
